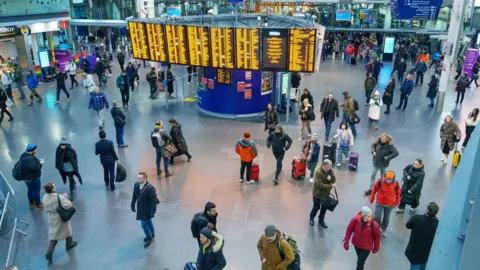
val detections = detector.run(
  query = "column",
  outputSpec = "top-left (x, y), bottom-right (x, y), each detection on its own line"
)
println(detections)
top-left (31, 34), bottom-right (39, 66)
top-left (383, 5), bottom-right (392, 30)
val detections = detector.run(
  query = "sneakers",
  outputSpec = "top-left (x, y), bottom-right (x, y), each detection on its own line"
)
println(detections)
top-left (298, 137), bottom-right (302, 141)
top-left (246, 180), bottom-right (255, 184)
top-left (396, 208), bottom-right (404, 213)
top-left (36, 203), bottom-right (45, 209)
top-left (441, 156), bottom-right (448, 163)
top-left (410, 208), bottom-right (417, 212)
top-left (337, 163), bottom-right (341, 167)
top-left (240, 179), bottom-right (244, 183)
top-left (382, 231), bottom-right (388, 237)
top-left (119, 144), bottom-right (129, 148)
top-left (274, 179), bottom-right (279, 185)
top-left (309, 219), bottom-right (314, 226)
top-left (309, 178), bottom-right (314, 183)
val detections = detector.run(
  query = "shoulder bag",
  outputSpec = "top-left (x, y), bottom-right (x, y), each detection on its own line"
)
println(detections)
top-left (322, 186), bottom-right (339, 212)
top-left (57, 195), bottom-right (76, 222)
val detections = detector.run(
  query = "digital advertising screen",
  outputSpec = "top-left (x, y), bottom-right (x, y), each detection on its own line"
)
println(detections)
top-left (187, 26), bottom-right (211, 67)
top-left (288, 28), bottom-right (317, 73)
top-left (235, 28), bottom-right (261, 70)
top-left (335, 10), bottom-right (352, 21)
top-left (128, 21), bottom-right (150, 60)
top-left (383, 37), bottom-right (395, 54)
top-left (145, 23), bottom-right (167, 62)
top-left (210, 27), bottom-right (235, 69)
top-left (165, 25), bottom-right (189, 65)
top-left (262, 28), bottom-right (289, 71)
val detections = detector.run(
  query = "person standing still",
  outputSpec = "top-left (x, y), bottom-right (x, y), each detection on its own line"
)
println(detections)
top-left (303, 134), bottom-right (321, 182)
top-left (131, 172), bottom-right (159, 248)
top-left (396, 74), bottom-right (414, 111)
top-left (369, 171), bottom-right (401, 237)
top-left (65, 59), bottom-right (79, 89)
top-left (299, 98), bottom-right (314, 140)
top-left (309, 159), bottom-right (336, 228)
top-left (396, 58), bottom-right (407, 83)
top-left (116, 71), bottom-right (130, 108)
top-left (166, 65), bottom-right (175, 99)
top-left (320, 93), bottom-right (339, 141)
top-left (12, 64), bottom-right (26, 99)
top-left (151, 121), bottom-right (173, 177)
top-left (95, 130), bottom-right (118, 191)
top-left (146, 67), bottom-right (158, 99)
top-left (364, 73), bottom-right (376, 105)
top-left (267, 124), bottom-right (293, 185)
top-left (89, 87), bottom-right (109, 130)
top-left (111, 101), bottom-right (128, 148)
top-left (414, 59), bottom-right (427, 86)
top-left (235, 132), bottom-right (257, 184)
top-left (53, 70), bottom-right (70, 104)
top-left (382, 78), bottom-right (395, 114)
top-left (341, 91), bottom-right (358, 138)
top-left (17, 143), bottom-right (44, 209)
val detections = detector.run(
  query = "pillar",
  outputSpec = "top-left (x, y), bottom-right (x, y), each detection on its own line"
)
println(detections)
top-left (107, 28), bottom-right (113, 53)
top-left (383, 6), bottom-right (392, 30)
top-left (31, 34), bottom-right (39, 66)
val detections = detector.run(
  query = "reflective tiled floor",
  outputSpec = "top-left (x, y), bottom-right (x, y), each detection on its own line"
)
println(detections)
top-left (1, 59), bottom-right (476, 270)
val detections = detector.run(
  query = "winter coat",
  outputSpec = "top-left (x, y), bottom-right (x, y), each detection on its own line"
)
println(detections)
top-left (342, 95), bottom-right (356, 116)
top-left (382, 83), bottom-right (395, 105)
top-left (399, 79), bottom-right (414, 96)
top-left (401, 164), bottom-right (425, 205)
top-left (197, 233), bottom-right (226, 270)
top-left (0, 89), bottom-right (7, 109)
top-left (264, 109), bottom-right (279, 131)
top-left (257, 231), bottom-right (295, 270)
top-left (116, 75), bottom-right (129, 92)
top-left (440, 121), bottom-right (461, 151)
top-left (373, 60), bottom-right (383, 74)
top-left (291, 73), bottom-right (301, 88)
top-left (267, 127), bottom-right (292, 156)
top-left (13, 68), bottom-right (24, 84)
top-left (320, 98), bottom-right (339, 123)
top-left (368, 98), bottom-right (382, 120)
top-left (343, 212), bottom-right (381, 252)
top-left (426, 77), bottom-right (439, 98)
top-left (371, 136), bottom-right (399, 168)
top-left (83, 74), bottom-right (96, 93)
top-left (300, 93), bottom-right (314, 107)
top-left (117, 52), bottom-right (126, 63)
top-left (405, 214), bottom-right (439, 265)
top-left (235, 139), bottom-right (257, 162)
top-left (43, 193), bottom-right (73, 241)
top-left (146, 71), bottom-right (157, 84)
top-left (192, 212), bottom-right (218, 238)
top-left (26, 74), bottom-right (38, 89)
top-left (312, 168), bottom-right (336, 199)
top-left (335, 129), bottom-right (354, 147)
top-left (299, 104), bottom-right (314, 121)
top-left (101, 52), bottom-right (110, 66)
top-left (18, 152), bottom-right (42, 180)
top-left (170, 123), bottom-right (188, 153)
top-left (126, 65), bottom-right (137, 78)
top-left (88, 92), bottom-right (109, 111)
top-left (95, 61), bottom-right (104, 75)
top-left (65, 62), bottom-right (77, 76)
top-left (94, 139), bottom-right (118, 165)
top-left (365, 62), bottom-right (374, 75)
top-left (456, 76), bottom-right (469, 92)
top-left (396, 61), bottom-right (407, 73)
top-left (53, 72), bottom-right (67, 88)
top-left (111, 106), bottom-right (126, 128)
top-left (131, 182), bottom-right (158, 221)
top-left (415, 62), bottom-right (428, 73)
top-left (81, 58), bottom-right (91, 71)
top-left (302, 140), bottom-right (321, 163)
top-left (369, 178), bottom-right (401, 207)
top-left (55, 145), bottom-right (80, 183)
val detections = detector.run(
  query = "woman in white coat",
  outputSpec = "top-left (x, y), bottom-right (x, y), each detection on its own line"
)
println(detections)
top-left (43, 183), bottom-right (77, 263)
top-left (368, 90), bottom-right (383, 130)
top-left (82, 72), bottom-right (96, 95)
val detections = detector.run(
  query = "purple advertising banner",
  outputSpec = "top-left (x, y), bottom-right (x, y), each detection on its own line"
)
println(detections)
top-left (463, 48), bottom-right (479, 79)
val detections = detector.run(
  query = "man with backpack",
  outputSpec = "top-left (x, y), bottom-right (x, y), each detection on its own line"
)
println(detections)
top-left (340, 91), bottom-right (358, 138)
top-left (110, 101), bottom-right (128, 148)
top-left (151, 120), bottom-right (172, 177)
top-left (257, 224), bottom-right (298, 270)
top-left (191, 202), bottom-right (218, 247)
top-left (369, 171), bottom-right (401, 237)
top-left (13, 143), bottom-right (44, 209)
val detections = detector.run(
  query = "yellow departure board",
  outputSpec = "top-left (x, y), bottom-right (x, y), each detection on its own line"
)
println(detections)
top-left (165, 25), bottom-right (189, 65)
top-left (289, 28), bottom-right (317, 73)
top-left (187, 26), bottom-right (211, 67)
top-left (262, 28), bottom-right (289, 71)
top-left (217, 69), bottom-right (232, 84)
top-left (128, 21), bottom-right (149, 60)
top-left (235, 28), bottom-right (260, 70)
top-left (145, 23), bottom-right (167, 62)
top-left (210, 27), bottom-right (235, 69)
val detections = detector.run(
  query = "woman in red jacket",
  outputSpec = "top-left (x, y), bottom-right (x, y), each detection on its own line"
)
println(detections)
top-left (343, 207), bottom-right (381, 270)
top-left (369, 171), bottom-right (401, 237)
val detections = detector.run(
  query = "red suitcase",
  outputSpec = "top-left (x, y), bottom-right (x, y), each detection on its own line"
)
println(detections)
top-left (250, 162), bottom-right (260, 181)
top-left (292, 158), bottom-right (307, 180)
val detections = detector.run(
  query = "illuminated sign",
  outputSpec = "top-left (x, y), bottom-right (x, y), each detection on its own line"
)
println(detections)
top-left (210, 27), bottom-right (235, 69)
top-left (262, 28), bottom-right (288, 71)
top-left (217, 69), bottom-right (232, 84)
top-left (128, 21), bottom-right (149, 60)
top-left (187, 26), bottom-right (211, 67)
top-left (288, 28), bottom-right (317, 73)
top-left (165, 25), bottom-right (189, 65)
top-left (0, 26), bottom-right (16, 39)
top-left (146, 23), bottom-right (167, 62)
top-left (235, 28), bottom-right (260, 71)
top-left (383, 37), bottom-right (395, 54)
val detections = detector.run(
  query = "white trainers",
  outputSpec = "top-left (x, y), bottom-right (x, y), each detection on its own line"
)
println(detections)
top-left (396, 208), bottom-right (404, 213)
top-left (239, 179), bottom-right (244, 183)
top-left (410, 208), bottom-right (417, 212)
top-left (247, 180), bottom-right (255, 184)
top-left (337, 163), bottom-right (341, 167)
top-left (309, 178), bottom-right (313, 183)
top-left (298, 137), bottom-right (302, 141)
top-left (382, 231), bottom-right (388, 237)
top-left (441, 156), bottom-right (446, 162)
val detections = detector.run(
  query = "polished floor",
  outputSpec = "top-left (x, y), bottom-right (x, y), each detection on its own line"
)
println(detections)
top-left (0, 58), bottom-right (477, 270)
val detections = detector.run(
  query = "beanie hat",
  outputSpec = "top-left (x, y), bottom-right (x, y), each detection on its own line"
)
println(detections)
top-left (204, 202), bottom-right (216, 212)
top-left (361, 206), bottom-right (373, 216)
top-left (244, 132), bottom-right (251, 139)
top-left (264, 225), bottom-right (277, 237)
top-left (59, 137), bottom-right (68, 145)
top-left (322, 159), bottom-right (332, 167)
top-left (199, 227), bottom-right (213, 240)
top-left (374, 90), bottom-right (380, 96)
top-left (26, 143), bottom-right (37, 152)
top-left (384, 171), bottom-right (395, 181)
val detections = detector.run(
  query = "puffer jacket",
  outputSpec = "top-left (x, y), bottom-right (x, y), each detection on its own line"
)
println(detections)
top-left (257, 230), bottom-right (295, 270)
top-left (312, 168), bottom-right (336, 199)
top-left (267, 126), bottom-right (292, 155)
top-left (19, 152), bottom-right (42, 180)
top-left (440, 121), bottom-right (461, 151)
top-left (401, 164), bottom-right (425, 205)
top-left (196, 233), bottom-right (226, 270)
top-left (369, 178), bottom-right (401, 207)
top-left (343, 212), bottom-right (381, 252)
top-left (371, 136), bottom-right (399, 168)
top-left (235, 139), bottom-right (257, 162)
top-left (26, 74), bottom-right (38, 89)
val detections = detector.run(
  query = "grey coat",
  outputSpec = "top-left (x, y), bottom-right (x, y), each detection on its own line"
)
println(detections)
top-left (43, 193), bottom-right (73, 241)
top-left (440, 122), bottom-right (461, 151)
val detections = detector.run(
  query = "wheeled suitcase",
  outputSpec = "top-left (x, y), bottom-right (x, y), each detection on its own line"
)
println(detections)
top-left (351, 56), bottom-right (356, 65)
top-left (250, 162), bottom-right (260, 181)
top-left (291, 158), bottom-right (306, 180)
top-left (348, 152), bottom-right (359, 171)
top-left (452, 150), bottom-right (462, 168)
top-left (184, 262), bottom-right (198, 270)
top-left (322, 141), bottom-right (337, 163)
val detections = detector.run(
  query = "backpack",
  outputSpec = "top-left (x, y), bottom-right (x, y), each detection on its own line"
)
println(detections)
top-left (277, 234), bottom-right (301, 270)
top-left (12, 158), bottom-right (25, 181)
top-left (190, 212), bottom-right (209, 238)
top-left (353, 98), bottom-right (359, 111)
top-left (376, 179), bottom-right (399, 193)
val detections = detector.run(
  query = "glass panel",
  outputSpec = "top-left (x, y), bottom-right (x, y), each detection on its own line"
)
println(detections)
top-left (0, 0), bottom-right (70, 17)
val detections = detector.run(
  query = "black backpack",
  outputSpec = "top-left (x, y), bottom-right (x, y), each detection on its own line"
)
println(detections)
top-left (115, 163), bottom-right (127, 182)
top-left (12, 158), bottom-right (25, 181)
top-left (353, 98), bottom-right (359, 111)
top-left (190, 212), bottom-right (208, 238)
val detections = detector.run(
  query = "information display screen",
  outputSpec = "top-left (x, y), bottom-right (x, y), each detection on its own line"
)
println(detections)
top-left (262, 28), bottom-right (289, 71)
top-left (336, 10), bottom-right (352, 21)
top-left (165, 25), bottom-right (189, 65)
top-left (187, 26), bottom-right (211, 67)
top-left (235, 28), bottom-right (260, 71)
top-left (210, 27), bottom-right (235, 69)
top-left (383, 37), bottom-right (395, 54)
top-left (288, 28), bottom-right (317, 73)
top-left (217, 69), bottom-right (232, 84)
top-left (128, 21), bottom-right (149, 60)
top-left (391, 0), bottom-right (442, 20)
top-left (145, 23), bottom-right (167, 62)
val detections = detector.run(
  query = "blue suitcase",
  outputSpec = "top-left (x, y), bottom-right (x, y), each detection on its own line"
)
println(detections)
top-left (184, 262), bottom-right (198, 270)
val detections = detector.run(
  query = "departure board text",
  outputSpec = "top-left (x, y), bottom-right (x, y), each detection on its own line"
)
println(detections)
top-left (128, 21), bottom-right (149, 60)
top-left (210, 27), bottom-right (235, 69)
top-left (146, 23), bottom-right (167, 62)
top-left (217, 69), bottom-right (232, 84)
top-left (187, 26), bottom-right (211, 67)
top-left (235, 28), bottom-right (260, 70)
top-left (165, 25), bottom-right (189, 65)
top-left (289, 28), bottom-right (317, 72)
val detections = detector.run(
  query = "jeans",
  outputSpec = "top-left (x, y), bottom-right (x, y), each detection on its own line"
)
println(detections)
top-left (273, 152), bottom-right (285, 180)
top-left (355, 247), bottom-right (371, 270)
top-left (346, 54), bottom-right (351, 64)
top-left (309, 197), bottom-right (327, 221)
top-left (149, 82), bottom-right (158, 98)
top-left (374, 204), bottom-right (393, 231)
top-left (365, 90), bottom-right (373, 103)
top-left (69, 75), bottom-right (79, 88)
top-left (369, 165), bottom-right (386, 188)
top-left (155, 150), bottom-right (169, 174)
top-left (240, 161), bottom-right (252, 181)
top-left (343, 114), bottom-right (357, 137)
top-left (398, 72), bottom-right (405, 83)
top-left (307, 161), bottom-right (317, 178)
top-left (141, 219), bottom-right (155, 238)
top-left (25, 179), bottom-right (42, 205)
top-left (16, 83), bottom-right (25, 98)
top-left (120, 90), bottom-right (130, 106)
top-left (103, 164), bottom-right (115, 191)
top-left (456, 91), bottom-right (465, 103)
top-left (397, 93), bottom-right (409, 110)
top-left (115, 126), bottom-right (125, 146)
top-left (410, 263), bottom-right (427, 270)
top-left (415, 72), bottom-right (424, 86)
top-left (28, 88), bottom-right (42, 102)
top-left (324, 117), bottom-right (332, 138)
top-left (56, 86), bottom-right (70, 101)
top-left (463, 125), bottom-right (475, 147)
top-left (429, 98), bottom-right (435, 105)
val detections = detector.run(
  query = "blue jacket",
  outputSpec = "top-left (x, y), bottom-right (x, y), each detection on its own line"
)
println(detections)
top-left (400, 80), bottom-right (414, 96)
top-left (26, 74), bottom-right (38, 89)
top-left (303, 140), bottom-right (321, 163)
top-left (196, 233), bottom-right (226, 270)
top-left (126, 66), bottom-right (137, 78)
top-left (89, 92), bottom-right (109, 111)
top-left (432, 52), bottom-right (440, 61)
top-left (415, 62), bottom-right (428, 73)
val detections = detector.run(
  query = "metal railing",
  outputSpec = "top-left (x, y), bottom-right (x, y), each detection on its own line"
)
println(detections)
top-left (0, 171), bottom-right (28, 268)
top-left (165, 72), bottom-right (199, 108)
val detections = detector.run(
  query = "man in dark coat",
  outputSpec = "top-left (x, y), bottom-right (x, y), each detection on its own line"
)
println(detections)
top-left (267, 124), bottom-right (293, 185)
top-left (300, 88), bottom-right (314, 108)
top-left (291, 72), bottom-right (301, 102)
top-left (95, 130), bottom-right (118, 191)
top-left (81, 55), bottom-right (91, 74)
top-left (191, 202), bottom-right (218, 247)
top-left (117, 51), bottom-right (126, 71)
top-left (168, 118), bottom-right (192, 164)
top-left (95, 58), bottom-right (105, 86)
top-left (166, 65), bottom-right (175, 99)
top-left (18, 143), bottom-right (44, 208)
top-left (131, 172), bottom-right (159, 248)
top-left (55, 137), bottom-right (82, 201)
top-left (396, 58), bottom-right (407, 83)
top-left (320, 93), bottom-right (339, 141)
top-left (111, 101), bottom-right (128, 148)
top-left (196, 227), bottom-right (226, 270)
top-left (53, 70), bottom-right (70, 104)
top-left (397, 159), bottom-right (425, 212)
top-left (146, 67), bottom-right (158, 99)
top-left (405, 202), bottom-right (439, 269)
top-left (264, 103), bottom-right (278, 133)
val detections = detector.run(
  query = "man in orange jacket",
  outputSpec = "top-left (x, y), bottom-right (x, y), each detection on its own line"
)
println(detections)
top-left (369, 171), bottom-right (401, 237)
top-left (236, 132), bottom-right (257, 184)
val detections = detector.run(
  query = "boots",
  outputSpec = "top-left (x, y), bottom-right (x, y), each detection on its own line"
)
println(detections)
top-left (45, 240), bottom-right (58, 263)
top-left (66, 236), bottom-right (78, 251)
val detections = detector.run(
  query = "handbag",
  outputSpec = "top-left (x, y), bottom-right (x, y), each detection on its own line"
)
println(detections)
top-left (56, 195), bottom-right (76, 222)
top-left (163, 143), bottom-right (177, 157)
top-left (115, 162), bottom-right (127, 182)
top-left (322, 187), bottom-right (339, 212)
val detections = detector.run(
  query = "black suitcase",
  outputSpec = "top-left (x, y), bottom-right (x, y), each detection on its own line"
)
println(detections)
top-left (350, 56), bottom-right (356, 65)
top-left (322, 141), bottom-right (337, 163)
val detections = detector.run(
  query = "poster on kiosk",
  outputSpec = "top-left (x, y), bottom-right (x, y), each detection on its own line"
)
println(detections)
top-left (383, 36), bottom-right (395, 61)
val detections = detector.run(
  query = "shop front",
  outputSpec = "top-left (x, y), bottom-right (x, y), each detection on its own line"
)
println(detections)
top-left (0, 26), bottom-right (19, 66)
